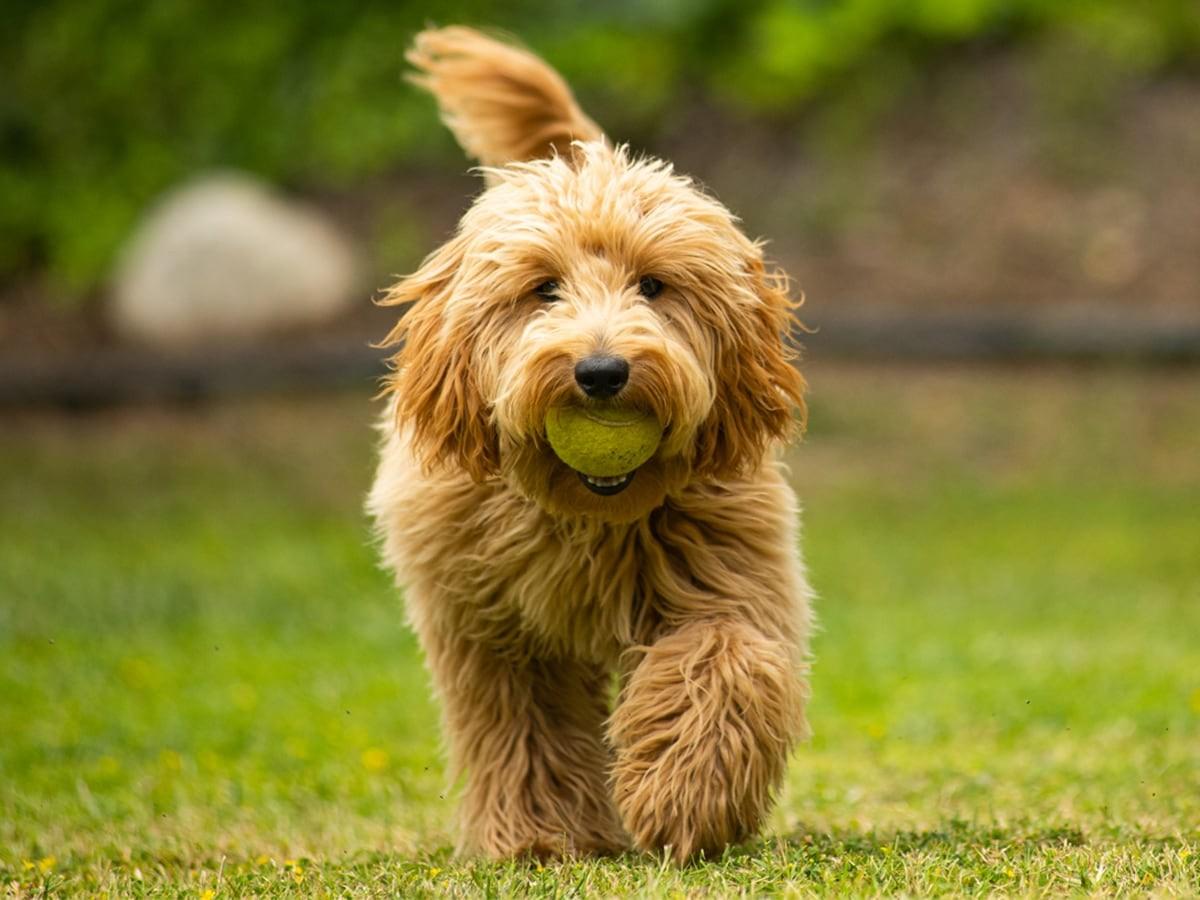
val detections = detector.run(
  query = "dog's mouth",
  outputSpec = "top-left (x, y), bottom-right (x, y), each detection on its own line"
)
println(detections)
top-left (577, 470), bottom-right (636, 496)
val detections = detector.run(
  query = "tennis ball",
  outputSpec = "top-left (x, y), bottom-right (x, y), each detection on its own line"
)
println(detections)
top-left (545, 406), bottom-right (663, 477)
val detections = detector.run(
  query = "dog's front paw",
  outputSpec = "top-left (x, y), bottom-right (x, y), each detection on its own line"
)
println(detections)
top-left (610, 621), bottom-right (805, 863)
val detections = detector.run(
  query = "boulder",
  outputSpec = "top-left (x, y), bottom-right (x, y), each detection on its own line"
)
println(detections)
top-left (111, 173), bottom-right (360, 347)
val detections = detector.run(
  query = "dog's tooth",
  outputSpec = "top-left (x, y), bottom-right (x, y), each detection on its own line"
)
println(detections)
top-left (583, 473), bottom-right (631, 487)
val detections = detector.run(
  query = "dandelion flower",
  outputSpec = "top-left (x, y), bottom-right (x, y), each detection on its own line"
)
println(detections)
top-left (361, 747), bottom-right (389, 772)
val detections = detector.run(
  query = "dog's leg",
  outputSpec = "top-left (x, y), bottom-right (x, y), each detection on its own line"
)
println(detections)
top-left (423, 630), bottom-right (627, 859)
top-left (609, 618), bottom-right (806, 862)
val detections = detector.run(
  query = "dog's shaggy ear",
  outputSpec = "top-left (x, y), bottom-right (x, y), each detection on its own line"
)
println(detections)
top-left (407, 26), bottom-right (603, 168)
top-left (378, 238), bottom-right (500, 481)
top-left (691, 257), bottom-right (807, 478)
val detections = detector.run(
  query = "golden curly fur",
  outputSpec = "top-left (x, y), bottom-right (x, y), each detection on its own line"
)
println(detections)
top-left (368, 26), bottom-right (813, 863)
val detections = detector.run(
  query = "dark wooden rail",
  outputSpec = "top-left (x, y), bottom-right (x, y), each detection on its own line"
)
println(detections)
top-left (2, 306), bottom-right (1197, 409)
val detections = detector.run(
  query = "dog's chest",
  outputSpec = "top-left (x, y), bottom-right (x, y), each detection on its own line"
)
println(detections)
top-left (477, 517), bottom-right (656, 664)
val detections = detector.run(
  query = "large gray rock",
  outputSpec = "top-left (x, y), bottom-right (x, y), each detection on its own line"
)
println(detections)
top-left (111, 173), bottom-right (360, 347)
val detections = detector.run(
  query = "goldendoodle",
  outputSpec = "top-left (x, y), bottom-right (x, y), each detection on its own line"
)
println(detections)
top-left (369, 26), bottom-right (813, 863)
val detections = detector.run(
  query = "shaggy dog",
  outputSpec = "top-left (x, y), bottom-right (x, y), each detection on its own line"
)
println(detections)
top-left (369, 27), bottom-right (813, 863)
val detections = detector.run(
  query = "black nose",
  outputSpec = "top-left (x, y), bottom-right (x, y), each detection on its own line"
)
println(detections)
top-left (574, 355), bottom-right (629, 399)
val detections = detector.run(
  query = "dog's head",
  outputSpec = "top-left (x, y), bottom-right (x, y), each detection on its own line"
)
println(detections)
top-left (380, 30), bottom-right (805, 523)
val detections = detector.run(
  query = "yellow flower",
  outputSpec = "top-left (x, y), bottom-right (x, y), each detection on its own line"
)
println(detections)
top-left (254, 854), bottom-right (269, 866)
top-left (428, 867), bottom-right (442, 878)
top-left (292, 869), bottom-right (305, 884)
top-left (118, 657), bottom-right (155, 688)
top-left (38, 856), bottom-right (56, 874)
top-left (361, 747), bottom-right (389, 772)
top-left (159, 749), bottom-right (183, 772)
top-left (231, 683), bottom-right (258, 711)
top-left (284, 736), bottom-right (308, 760)
top-left (21, 860), bottom-right (34, 871)
top-left (197, 750), bottom-right (221, 771)
top-left (200, 890), bottom-right (216, 900)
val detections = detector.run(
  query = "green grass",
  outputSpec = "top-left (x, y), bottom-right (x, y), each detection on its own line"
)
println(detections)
top-left (2, 363), bottom-right (1199, 896)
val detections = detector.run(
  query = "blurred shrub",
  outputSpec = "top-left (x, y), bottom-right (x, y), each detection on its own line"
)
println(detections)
top-left (3, 0), bottom-right (1198, 298)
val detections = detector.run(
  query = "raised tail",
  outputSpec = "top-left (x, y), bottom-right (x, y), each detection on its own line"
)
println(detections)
top-left (406, 26), bottom-right (604, 167)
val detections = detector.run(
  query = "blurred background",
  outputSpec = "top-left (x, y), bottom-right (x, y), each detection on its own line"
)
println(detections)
top-left (2, 1), bottom-right (1199, 892)
top-left (3, 0), bottom-right (1200, 381)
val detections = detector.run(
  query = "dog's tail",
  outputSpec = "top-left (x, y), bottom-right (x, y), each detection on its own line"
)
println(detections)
top-left (406, 26), bottom-right (604, 167)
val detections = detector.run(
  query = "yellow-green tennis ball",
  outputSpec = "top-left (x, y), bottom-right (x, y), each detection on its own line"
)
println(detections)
top-left (545, 407), bottom-right (663, 477)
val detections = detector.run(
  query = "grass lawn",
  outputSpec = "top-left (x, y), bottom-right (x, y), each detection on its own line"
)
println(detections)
top-left (2, 362), bottom-right (1198, 896)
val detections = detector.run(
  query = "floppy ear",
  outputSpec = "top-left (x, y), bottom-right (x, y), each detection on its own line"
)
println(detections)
top-left (378, 237), bottom-right (500, 481)
top-left (691, 257), bottom-right (807, 478)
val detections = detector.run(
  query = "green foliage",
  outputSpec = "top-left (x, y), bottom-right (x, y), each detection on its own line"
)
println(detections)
top-left (3, 0), bottom-right (1200, 296)
top-left (2, 369), bottom-right (1199, 893)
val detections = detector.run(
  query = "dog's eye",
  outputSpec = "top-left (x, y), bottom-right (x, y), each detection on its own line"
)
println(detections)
top-left (534, 280), bottom-right (560, 301)
top-left (638, 276), bottom-right (664, 299)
